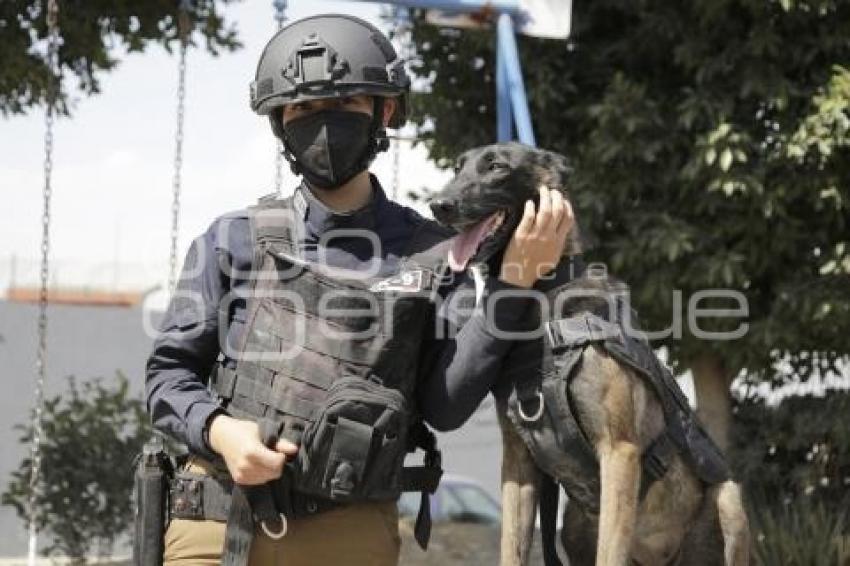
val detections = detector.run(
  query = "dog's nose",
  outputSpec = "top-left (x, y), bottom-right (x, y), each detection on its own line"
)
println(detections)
top-left (429, 199), bottom-right (457, 219)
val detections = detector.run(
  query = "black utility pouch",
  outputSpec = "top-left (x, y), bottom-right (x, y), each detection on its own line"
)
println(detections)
top-left (295, 375), bottom-right (409, 502)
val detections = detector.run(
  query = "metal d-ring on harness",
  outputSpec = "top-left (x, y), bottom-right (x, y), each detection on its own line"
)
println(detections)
top-left (517, 390), bottom-right (545, 422)
top-left (27, 1), bottom-right (61, 563)
top-left (260, 513), bottom-right (287, 539)
top-left (517, 313), bottom-right (624, 424)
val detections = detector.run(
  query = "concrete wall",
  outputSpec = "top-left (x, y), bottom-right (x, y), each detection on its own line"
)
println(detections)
top-left (0, 300), bottom-right (502, 556)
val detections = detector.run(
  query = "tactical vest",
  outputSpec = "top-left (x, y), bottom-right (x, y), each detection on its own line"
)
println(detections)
top-left (207, 193), bottom-right (453, 557)
top-left (501, 275), bottom-right (731, 514)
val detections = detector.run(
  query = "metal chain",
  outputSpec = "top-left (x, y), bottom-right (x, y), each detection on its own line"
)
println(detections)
top-left (273, 0), bottom-right (287, 197)
top-left (390, 7), bottom-right (411, 202)
top-left (392, 136), bottom-right (401, 201)
top-left (28, 1), bottom-right (60, 563)
top-left (168, 6), bottom-right (191, 295)
top-left (274, 141), bottom-right (285, 197)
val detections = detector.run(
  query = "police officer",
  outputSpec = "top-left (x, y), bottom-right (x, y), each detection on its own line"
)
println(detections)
top-left (145, 13), bottom-right (572, 566)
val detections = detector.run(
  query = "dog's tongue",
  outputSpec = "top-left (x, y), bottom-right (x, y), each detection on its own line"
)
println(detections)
top-left (448, 212), bottom-right (502, 272)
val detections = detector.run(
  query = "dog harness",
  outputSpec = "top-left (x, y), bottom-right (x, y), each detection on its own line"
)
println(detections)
top-left (500, 276), bottom-right (731, 564)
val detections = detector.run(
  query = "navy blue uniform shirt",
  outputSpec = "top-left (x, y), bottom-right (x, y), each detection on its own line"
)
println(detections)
top-left (145, 176), bottom-right (535, 459)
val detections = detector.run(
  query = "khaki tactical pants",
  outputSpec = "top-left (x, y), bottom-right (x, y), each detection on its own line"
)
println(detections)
top-left (164, 458), bottom-right (401, 566)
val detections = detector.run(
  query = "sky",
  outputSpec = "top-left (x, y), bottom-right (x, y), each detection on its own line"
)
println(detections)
top-left (0, 0), bottom-right (454, 295)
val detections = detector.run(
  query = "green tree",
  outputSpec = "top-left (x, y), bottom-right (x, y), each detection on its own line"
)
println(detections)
top-left (2, 374), bottom-right (151, 563)
top-left (0, 0), bottom-right (241, 116)
top-left (407, 1), bottom-right (850, 449)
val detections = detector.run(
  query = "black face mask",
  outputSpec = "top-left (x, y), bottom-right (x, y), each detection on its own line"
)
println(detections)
top-left (282, 109), bottom-right (374, 190)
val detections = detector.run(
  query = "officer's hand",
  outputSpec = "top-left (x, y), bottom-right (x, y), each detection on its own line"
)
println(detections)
top-left (208, 415), bottom-right (299, 485)
top-left (499, 186), bottom-right (574, 289)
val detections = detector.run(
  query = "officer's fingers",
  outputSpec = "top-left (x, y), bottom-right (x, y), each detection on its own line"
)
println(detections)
top-left (534, 185), bottom-right (554, 234)
top-left (275, 439), bottom-right (299, 456)
top-left (249, 445), bottom-right (287, 474)
top-left (556, 199), bottom-right (575, 237)
top-left (232, 458), bottom-right (269, 485)
top-left (515, 200), bottom-right (536, 238)
top-left (550, 190), bottom-right (566, 229)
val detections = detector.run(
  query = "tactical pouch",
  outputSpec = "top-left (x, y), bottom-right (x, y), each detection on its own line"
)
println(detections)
top-left (294, 375), bottom-right (409, 502)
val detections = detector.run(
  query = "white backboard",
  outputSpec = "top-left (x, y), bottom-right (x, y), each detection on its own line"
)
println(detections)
top-left (424, 0), bottom-right (572, 40)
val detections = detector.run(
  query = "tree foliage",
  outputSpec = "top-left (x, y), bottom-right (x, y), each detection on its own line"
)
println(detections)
top-left (407, 1), bottom-right (850, 385)
top-left (0, 0), bottom-right (241, 116)
top-left (2, 374), bottom-right (151, 562)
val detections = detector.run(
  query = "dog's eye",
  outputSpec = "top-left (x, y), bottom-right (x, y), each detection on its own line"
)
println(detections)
top-left (488, 162), bottom-right (508, 173)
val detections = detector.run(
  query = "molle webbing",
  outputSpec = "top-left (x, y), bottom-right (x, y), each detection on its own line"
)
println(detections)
top-left (211, 192), bottom-right (452, 562)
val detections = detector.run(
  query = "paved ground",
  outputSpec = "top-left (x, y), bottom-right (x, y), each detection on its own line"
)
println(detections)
top-left (399, 520), bottom-right (545, 565)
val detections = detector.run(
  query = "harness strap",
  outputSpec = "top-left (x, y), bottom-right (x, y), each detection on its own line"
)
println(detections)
top-left (639, 431), bottom-right (678, 500)
top-left (402, 421), bottom-right (442, 549)
top-left (221, 485), bottom-right (254, 566)
top-left (220, 419), bottom-right (288, 566)
top-left (539, 472), bottom-right (562, 566)
top-left (399, 465), bottom-right (442, 494)
top-left (545, 313), bottom-right (623, 350)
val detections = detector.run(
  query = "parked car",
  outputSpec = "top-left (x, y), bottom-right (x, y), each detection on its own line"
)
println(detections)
top-left (397, 474), bottom-right (501, 525)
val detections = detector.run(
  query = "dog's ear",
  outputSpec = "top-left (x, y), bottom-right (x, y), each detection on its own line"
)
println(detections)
top-left (537, 150), bottom-right (574, 191)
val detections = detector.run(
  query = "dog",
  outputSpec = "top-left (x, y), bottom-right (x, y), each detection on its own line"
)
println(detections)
top-left (428, 142), bottom-right (750, 566)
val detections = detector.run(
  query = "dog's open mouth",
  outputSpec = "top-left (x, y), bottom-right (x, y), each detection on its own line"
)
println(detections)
top-left (447, 210), bottom-right (506, 272)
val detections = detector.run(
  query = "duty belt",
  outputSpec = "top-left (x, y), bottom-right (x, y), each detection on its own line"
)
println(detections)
top-left (169, 471), bottom-right (340, 523)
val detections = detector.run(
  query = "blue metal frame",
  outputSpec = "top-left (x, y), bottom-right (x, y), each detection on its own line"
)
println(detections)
top-left (496, 13), bottom-right (535, 146)
top-left (344, 0), bottom-right (538, 147)
top-left (351, 0), bottom-right (522, 14)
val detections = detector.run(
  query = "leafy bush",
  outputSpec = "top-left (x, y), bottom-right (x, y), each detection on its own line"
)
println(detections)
top-left (749, 492), bottom-right (850, 566)
top-left (2, 373), bottom-right (151, 562)
top-left (730, 389), bottom-right (850, 511)
top-left (731, 389), bottom-right (850, 565)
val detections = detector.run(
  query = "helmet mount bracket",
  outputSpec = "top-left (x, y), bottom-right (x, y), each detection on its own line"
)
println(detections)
top-left (283, 34), bottom-right (351, 89)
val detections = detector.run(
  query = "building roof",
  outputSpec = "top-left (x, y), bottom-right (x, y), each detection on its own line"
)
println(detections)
top-left (5, 287), bottom-right (148, 307)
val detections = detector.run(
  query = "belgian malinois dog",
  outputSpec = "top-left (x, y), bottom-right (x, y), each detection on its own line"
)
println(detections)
top-left (429, 142), bottom-right (750, 566)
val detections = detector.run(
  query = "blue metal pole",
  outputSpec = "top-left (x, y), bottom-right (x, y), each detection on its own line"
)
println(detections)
top-left (496, 39), bottom-right (513, 142)
top-left (497, 13), bottom-right (536, 146)
top-left (346, 0), bottom-right (522, 15)
top-left (273, 0), bottom-right (287, 25)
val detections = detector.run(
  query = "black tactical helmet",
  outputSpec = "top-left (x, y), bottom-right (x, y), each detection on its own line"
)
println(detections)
top-left (250, 13), bottom-right (410, 135)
